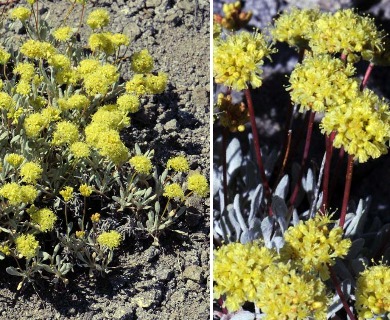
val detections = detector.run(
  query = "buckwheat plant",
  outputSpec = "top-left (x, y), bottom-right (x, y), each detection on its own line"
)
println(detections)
top-left (0, 2), bottom-right (208, 290)
top-left (214, 4), bottom-right (390, 320)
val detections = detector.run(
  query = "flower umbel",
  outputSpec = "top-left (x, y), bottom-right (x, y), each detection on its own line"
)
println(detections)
top-left (213, 31), bottom-right (276, 91)
top-left (15, 234), bottom-right (39, 259)
top-left (97, 230), bottom-right (122, 249)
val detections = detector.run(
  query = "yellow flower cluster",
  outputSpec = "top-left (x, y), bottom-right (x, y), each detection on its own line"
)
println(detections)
top-left (20, 162), bottom-right (43, 184)
top-left (69, 141), bottom-right (90, 159)
top-left (166, 156), bottom-right (189, 172)
top-left (0, 92), bottom-right (15, 110)
top-left (79, 184), bottom-right (93, 197)
top-left (91, 212), bottom-right (100, 223)
top-left (271, 8), bottom-right (320, 48)
top-left (355, 263), bottom-right (390, 319)
top-left (256, 262), bottom-right (328, 320)
top-left (15, 234), bottom-right (39, 259)
top-left (58, 94), bottom-right (89, 111)
top-left (91, 105), bottom-right (130, 131)
top-left (29, 207), bottom-right (57, 232)
top-left (87, 9), bottom-right (110, 30)
top-left (214, 31), bottom-right (276, 91)
top-left (219, 1), bottom-right (252, 30)
top-left (20, 40), bottom-right (56, 60)
top-left (214, 241), bottom-right (277, 311)
top-left (48, 54), bottom-right (71, 70)
top-left (116, 94), bottom-right (140, 113)
top-left (97, 230), bottom-right (122, 249)
top-left (187, 173), bottom-right (209, 197)
top-left (308, 9), bottom-right (386, 61)
top-left (131, 49), bottom-right (154, 74)
top-left (129, 155), bottom-right (153, 175)
top-left (5, 153), bottom-right (24, 167)
top-left (0, 183), bottom-right (38, 205)
top-left (125, 73), bottom-right (168, 96)
top-left (82, 63), bottom-right (119, 96)
top-left (10, 7), bottom-right (31, 22)
top-left (288, 54), bottom-right (358, 112)
top-left (60, 186), bottom-right (73, 202)
top-left (320, 89), bottom-right (390, 163)
top-left (53, 26), bottom-right (73, 42)
top-left (0, 47), bottom-right (10, 65)
top-left (0, 245), bottom-right (10, 256)
top-left (163, 183), bottom-right (184, 200)
top-left (281, 215), bottom-right (351, 280)
top-left (216, 93), bottom-right (249, 132)
top-left (88, 32), bottom-right (129, 55)
top-left (51, 121), bottom-right (79, 146)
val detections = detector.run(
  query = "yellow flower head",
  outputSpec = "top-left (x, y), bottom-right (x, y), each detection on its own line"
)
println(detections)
top-left (0, 47), bottom-right (10, 64)
top-left (10, 7), bottom-right (31, 21)
top-left (29, 207), bottom-right (57, 232)
top-left (288, 54), bottom-right (358, 113)
top-left (76, 230), bottom-right (85, 238)
top-left (48, 54), bottom-right (71, 70)
top-left (83, 64), bottom-right (119, 96)
top-left (271, 8), bottom-right (320, 48)
top-left (256, 262), bottom-right (329, 319)
top-left (79, 184), bottom-right (93, 197)
top-left (15, 234), bottom-right (39, 259)
top-left (53, 26), bottom-right (73, 42)
top-left (24, 113), bottom-right (45, 138)
top-left (91, 212), bottom-right (100, 223)
top-left (5, 153), bottom-right (24, 167)
top-left (117, 94), bottom-right (140, 113)
top-left (60, 186), bottom-right (74, 202)
top-left (187, 173), bottom-right (209, 197)
top-left (320, 89), bottom-right (390, 163)
top-left (88, 32), bottom-right (115, 54)
top-left (58, 94), bottom-right (89, 111)
top-left (52, 121), bottom-right (79, 146)
top-left (87, 9), bottom-right (110, 30)
top-left (163, 183), bottom-right (185, 200)
top-left (166, 156), bottom-right (189, 172)
top-left (214, 31), bottom-right (276, 91)
top-left (214, 241), bottom-right (277, 311)
top-left (16, 80), bottom-right (31, 96)
top-left (20, 40), bottom-right (56, 60)
top-left (0, 245), bottom-right (10, 256)
top-left (281, 214), bottom-right (351, 280)
top-left (14, 62), bottom-right (35, 80)
top-left (20, 162), bottom-right (43, 184)
top-left (355, 263), bottom-right (390, 319)
top-left (110, 33), bottom-right (130, 46)
top-left (70, 142), bottom-right (90, 158)
top-left (0, 92), bottom-right (15, 110)
top-left (95, 130), bottom-right (129, 165)
top-left (129, 155), bottom-right (153, 175)
top-left (97, 230), bottom-right (122, 249)
top-left (77, 59), bottom-right (101, 76)
top-left (91, 105), bottom-right (130, 131)
top-left (131, 49), bottom-right (154, 73)
top-left (219, 1), bottom-right (252, 30)
top-left (309, 9), bottom-right (386, 61)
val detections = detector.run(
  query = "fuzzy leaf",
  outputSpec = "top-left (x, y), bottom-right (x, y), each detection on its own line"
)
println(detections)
top-left (274, 175), bottom-right (289, 200)
top-left (220, 204), bottom-right (241, 243)
top-left (226, 138), bottom-right (243, 178)
top-left (6, 266), bottom-right (23, 277)
top-left (261, 216), bottom-right (274, 247)
top-left (248, 184), bottom-right (263, 223)
top-left (271, 195), bottom-right (288, 232)
top-left (233, 194), bottom-right (248, 232)
top-left (231, 311), bottom-right (255, 320)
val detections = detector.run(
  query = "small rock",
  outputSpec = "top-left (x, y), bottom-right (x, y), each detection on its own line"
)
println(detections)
top-left (156, 268), bottom-right (173, 281)
top-left (164, 119), bottom-right (178, 132)
top-left (177, 0), bottom-right (195, 13)
top-left (146, 0), bottom-right (162, 8)
top-left (182, 265), bottom-right (203, 282)
top-left (112, 305), bottom-right (134, 319)
top-left (132, 289), bottom-right (162, 309)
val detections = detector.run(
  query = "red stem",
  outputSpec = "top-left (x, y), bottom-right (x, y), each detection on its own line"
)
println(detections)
top-left (339, 154), bottom-right (354, 228)
top-left (244, 89), bottom-right (271, 200)
top-left (329, 265), bottom-right (357, 320)
top-left (222, 127), bottom-right (228, 207)
top-left (288, 111), bottom-right (315, 207)
top-left (329, 147), bottom-right (345, 204)
top-left (360, 62), bottom-right (374, 91)
top-left (321, 131), bottom-right (336, 213)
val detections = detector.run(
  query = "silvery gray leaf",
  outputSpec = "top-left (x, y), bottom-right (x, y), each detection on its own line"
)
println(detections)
top-left (274, 175), bottom-right (289, 200)
top-left (261, 216), bottom-right (274, 248)
top-left (249, 217), bottom-right (262, 230)
top-left (240, 228), bottom-right (262, 244)
top-left (345, 238), bottom-right (365, 259)
top-left (302, 168), bottom-right (314, 193)
top-left (292, 209), bottom-right (300, 226)
top-left (248, 184), bottom-right (263, 222)
top-left (270, 236), bottom-right (285, 250)
top-left (264, 149), bottom-right (279, 178)
top-left (327, 279), bottom-right (352, 318)
top-left (220, 204), bottom-right (242, 243)
top-left (213, 167), bottom-right (222, 196)
top-left (233, 194), bottom-right (248, 232)
top-left (6, 266), bottom-right (23, 277)
top-left (226, 138), bottom-right (243, 178)
top-left (334, 259), bottom-right (353, 282)
top-left (271, 195), bottom-right (288, 233)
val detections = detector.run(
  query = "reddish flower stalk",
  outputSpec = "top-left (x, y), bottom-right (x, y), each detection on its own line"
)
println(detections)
top-left (321, 131), bottom-right (336, 213)
top-left (329, 147), bottom-right (345, 204)
top-left (360, 62), bottom-right (374, 91)
top-left (244, 89), bottom-right (271, 200)
top-left (288, 111), bottom-right (315, 207)
top-left (339, 154), bottom-right (354, 228)
top-left (222, 127), bottom-right (228, 207)
top-left (329, 265), bottom-right (357, 320)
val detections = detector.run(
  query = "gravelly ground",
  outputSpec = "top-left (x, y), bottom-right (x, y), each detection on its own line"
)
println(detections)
top-left (0, 0), bottom-right (210, 319)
